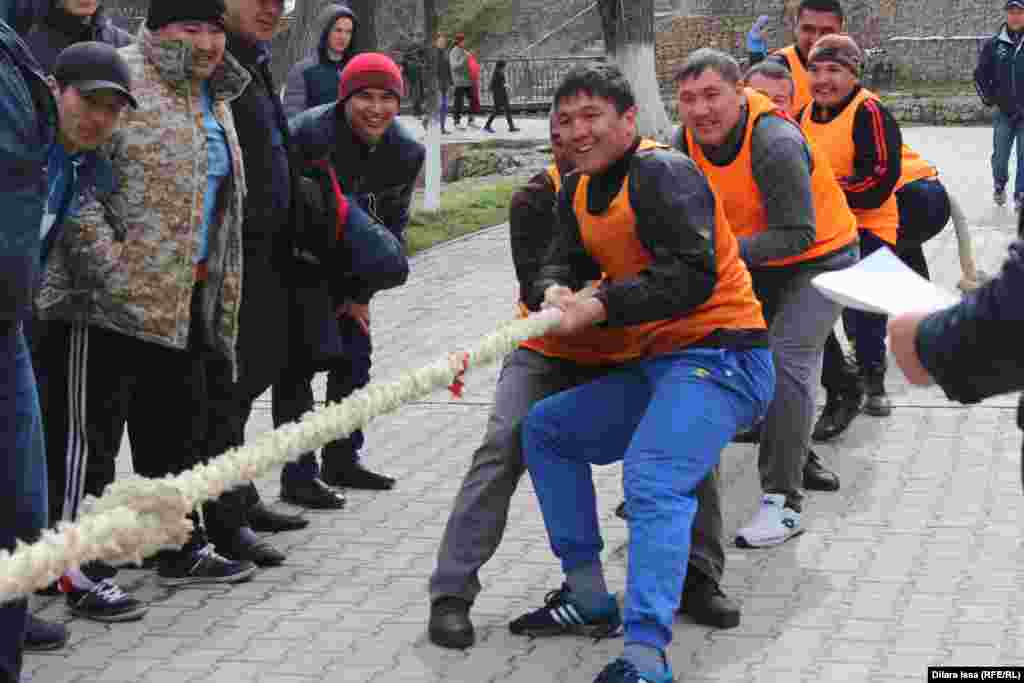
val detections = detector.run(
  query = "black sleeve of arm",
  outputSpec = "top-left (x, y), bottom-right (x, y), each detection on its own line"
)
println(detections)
top-left (842, 99), bottom-right (902, 210)
top-left (509, 171), bottom-right (558, 304)
top-left (594, 152), bottom-right (718, 326)
top-left (743, 116), bottom-right (816, 266)
top-left (528, 176), bottom-right (599, 310)
top-left (974, 40), bottom-right (995, 106)
top-left (915, 240), bottom-right (1024, 404)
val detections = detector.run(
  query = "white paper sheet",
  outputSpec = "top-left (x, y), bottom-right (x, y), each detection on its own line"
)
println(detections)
top-left (812, 247), bottom-right (961, 316)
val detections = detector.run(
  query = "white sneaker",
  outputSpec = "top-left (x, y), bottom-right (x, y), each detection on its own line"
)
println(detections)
top-left (735, 494), bottom-right (803, 548)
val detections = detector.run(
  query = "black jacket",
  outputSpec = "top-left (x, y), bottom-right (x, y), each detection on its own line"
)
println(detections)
top-left (24, 4), bottom-right (132, 74)
top-left (975, 25), bottom-right (1024, 117)
top-left (224, 34), bottom-right (299, 394)
top-left (916, 236), bottom-right (1024, 405)
top-left (288, 102), bottom-right (423, 365)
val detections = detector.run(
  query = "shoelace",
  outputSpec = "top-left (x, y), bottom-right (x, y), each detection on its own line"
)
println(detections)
top-left (93, 580), bottom-right (128, 603)
top-left (196, 543), bottom-right (229, 563)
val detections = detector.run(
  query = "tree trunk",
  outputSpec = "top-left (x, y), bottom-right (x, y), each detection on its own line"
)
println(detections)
top-left (348, 0), bottom-right (377, 52)
top-left (597, 0), bottom-right (672, 142)
top-left (422, 0), bottom-right (443, 212)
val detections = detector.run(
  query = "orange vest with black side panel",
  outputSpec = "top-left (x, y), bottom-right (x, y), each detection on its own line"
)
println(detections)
top-left (685, 89), bottom-right (858, 267)
top-left (777, 45), bottom-right (813, 115)
top-left (799, 88), bottom-right (900, 245)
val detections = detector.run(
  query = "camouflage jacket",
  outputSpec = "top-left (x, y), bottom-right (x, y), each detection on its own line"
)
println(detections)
top-left (36, 28), bottom-right (251, 372)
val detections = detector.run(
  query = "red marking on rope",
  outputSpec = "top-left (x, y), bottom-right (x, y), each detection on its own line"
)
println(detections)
top-left (448, 352), bottom-right (470, 399)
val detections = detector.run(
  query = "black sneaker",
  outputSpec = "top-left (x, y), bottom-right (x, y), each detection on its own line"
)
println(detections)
top-left (24, 615), bottom-right (69, 651)
top-left (811, 390), bottom-right (862, 442)
top-left (157, 544), bottom-right (257, 587)
top-left (509, 584), bottom-right (622, 638)
top-left (66, 580), bottom-right (148, 622)
top-left (678, 567), bottom-right (740, 629)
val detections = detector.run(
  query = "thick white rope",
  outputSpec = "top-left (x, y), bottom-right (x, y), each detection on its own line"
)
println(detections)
top-left (0, 308), bottom-right (562, 603)
top-left (950, 193), bottom-right (989, 292)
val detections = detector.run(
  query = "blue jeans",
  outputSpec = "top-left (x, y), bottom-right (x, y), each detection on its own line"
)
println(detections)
top-left (522, 347), bottom-right (775, 652)
top-left (0, 325), bottom-right (48, 682)
top-left (992, 110), bottom-right (1024, 196)
top-left (842, 229), bottom-right (890, 371)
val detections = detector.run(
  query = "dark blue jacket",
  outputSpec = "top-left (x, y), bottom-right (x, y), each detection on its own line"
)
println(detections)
top-left (282, 3), bottom-right (359, 119)
top-left (24, 4), bottom-right (132, 75)
top-left (0, 19), bottom-right (55, 325)
top-left (916, 237), bottom-right (1024, 405)
top-left (0, 0), bottom-right (45, 35)
top-left (975, 25), bottom-right (1024, 117)
top-left (288, 102), bottom-right (423, 364)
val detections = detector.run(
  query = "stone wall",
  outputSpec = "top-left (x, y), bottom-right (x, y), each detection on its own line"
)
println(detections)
top-left (887, 36), bottom-right (986, 84)
top-left (655, 15), bottom-right (756, 84)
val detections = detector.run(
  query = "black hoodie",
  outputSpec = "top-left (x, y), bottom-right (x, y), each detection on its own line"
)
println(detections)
top-left (24, 1), bottom-right (131, 74)
top-left (283, 3), bottom-right (358, 119)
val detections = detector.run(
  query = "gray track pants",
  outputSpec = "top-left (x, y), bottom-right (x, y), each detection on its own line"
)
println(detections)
top-left (754, 248), bottom-right (858, 509)
top-left (429, 348), bottom-right (724, 603)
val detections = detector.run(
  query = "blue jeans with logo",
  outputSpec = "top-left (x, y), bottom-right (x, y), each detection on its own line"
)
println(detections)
top-left (522, 347), bottom-right (775, 652)
top-left (992, 110), bottom-right (1024, 196)
top-left (0, 325), bottom-right (48, 682)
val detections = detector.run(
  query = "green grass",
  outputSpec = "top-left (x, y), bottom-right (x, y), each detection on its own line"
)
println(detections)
top-left (406, 179), bottom-right (520, 255)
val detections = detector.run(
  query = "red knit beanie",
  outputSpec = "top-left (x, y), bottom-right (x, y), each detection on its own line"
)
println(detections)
top-left (338, 53), bottom-right (404, 103)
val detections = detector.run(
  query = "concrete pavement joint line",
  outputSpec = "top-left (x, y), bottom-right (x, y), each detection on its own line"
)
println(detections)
top-left (0, 308), bottom-right (563, 602)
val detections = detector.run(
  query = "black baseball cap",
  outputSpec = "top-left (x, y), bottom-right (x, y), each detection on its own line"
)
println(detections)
top-left (1008, 0), bottom-right (1024, 9)
top-left (54, 42), bottom-right (137, 109)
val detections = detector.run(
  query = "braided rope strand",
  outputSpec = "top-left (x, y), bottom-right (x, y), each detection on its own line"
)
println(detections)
top-left (0, 308), bottom-right (562, 603)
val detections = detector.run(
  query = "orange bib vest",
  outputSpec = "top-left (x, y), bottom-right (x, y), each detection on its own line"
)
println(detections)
top-left (896, 143), bottom-right (938, 191)
top-left (519, 165), bottom-right (639, 365)
top-left (684, 89), bottom-right (857, 267)
top-left (799, 88), bottom-right (900, 245)
top-left (777, 45), bottom-right (813, 115)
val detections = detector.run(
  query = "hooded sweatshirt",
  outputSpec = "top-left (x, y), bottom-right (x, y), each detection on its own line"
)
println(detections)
top-left (24, 1), bottom-right (132, 74)
top-left (283, 3), bottom-right (358, 119)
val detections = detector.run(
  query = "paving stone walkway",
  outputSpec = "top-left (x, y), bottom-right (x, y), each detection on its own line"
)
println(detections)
top-left (23, 127), bottom-right (1024, 683)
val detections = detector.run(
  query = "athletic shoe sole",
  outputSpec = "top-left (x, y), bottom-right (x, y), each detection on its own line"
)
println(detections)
top-left (735, 527), bottom-right (805, 549)
top-left (157, 564), bottom-right (257, 587)
top-left (69, 603), bottom-right (148, 623)
top-left (513, 621), bottom-right (622, 639)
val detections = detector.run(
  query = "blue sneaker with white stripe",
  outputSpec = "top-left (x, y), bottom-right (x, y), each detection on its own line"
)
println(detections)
top-left (594, 658), bottom-right (674, 683)
top-left (509, 584), bottom-right (622, 638)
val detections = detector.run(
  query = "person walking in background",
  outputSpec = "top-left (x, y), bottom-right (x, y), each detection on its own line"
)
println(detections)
top-left (283, 3), bottom-right (358, 119)
top-left (747, 15), bottom-right (770, 66)
top-left (429, 31), bottom-right (452, 133)
top-left (484, 59), bottom-right (518, 133)
top-left (449, 32), bottom-right (475, 129)
top-left (24, 0), bottom-right (132, 75)
top-left (468, 47), bottom-right (481, 122)
top-left (975, 0), bottom-right (1024, 210)
top-left (400, 45), bottom-right (424, 118)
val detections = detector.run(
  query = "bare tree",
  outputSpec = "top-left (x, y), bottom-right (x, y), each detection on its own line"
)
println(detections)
top-left (597, 0), bottom-right (672, 141)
